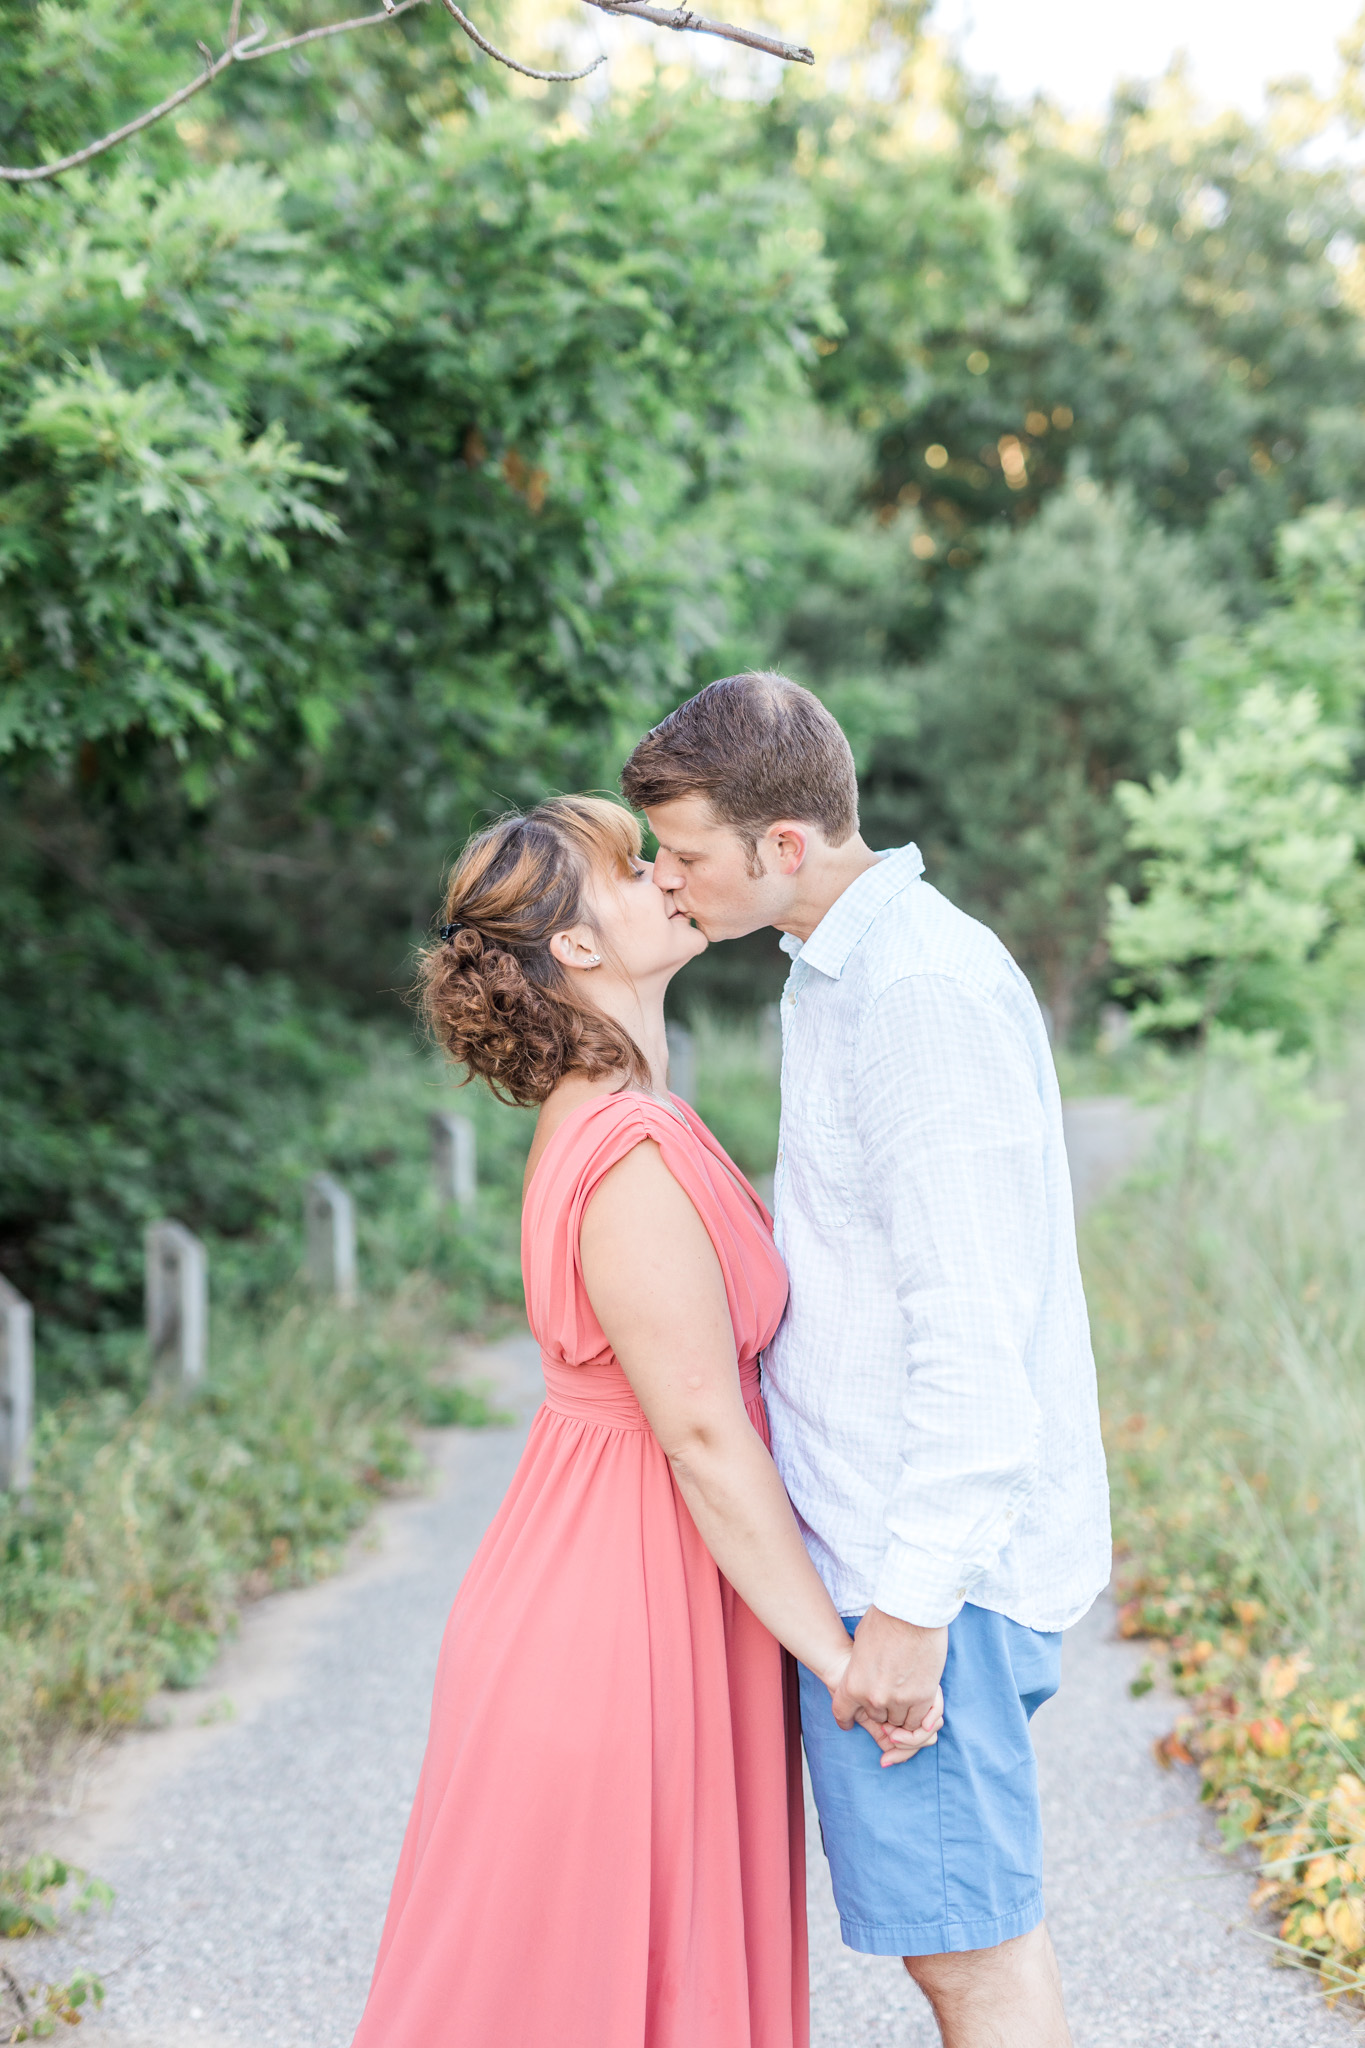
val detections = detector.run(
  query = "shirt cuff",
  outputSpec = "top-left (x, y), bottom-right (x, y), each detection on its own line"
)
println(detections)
top-left (871, 1541), bottom-right (973, 1629)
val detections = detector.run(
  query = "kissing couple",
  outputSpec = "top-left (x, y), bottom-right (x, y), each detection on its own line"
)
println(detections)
top-left (351, 672), bottom-right (1111, 2048)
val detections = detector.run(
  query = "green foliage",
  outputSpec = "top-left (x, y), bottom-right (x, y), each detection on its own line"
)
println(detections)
top-left (0, 85), bottom-right (824, 1360)
top-left (690, 1009), bottom-right (781, 1177)
top-left (806, 93), bottom-right (1365, 595)
top-left (0, 0), bottom-right (484, 175)
top-left (0, 160), bottom-right (365, 772)
top-left (905, 486), bottom-right (1222, 1035)
top-left (0, 1857), bottom-right (111, 1939)
top-left (0, 955), bottom-right (529, 1389)
top-left (3, 1964), bottom-right (106, 2041)
top-left (275, 100), bottom-right (834, 865)
top-left (0, 876), bottom-right (362, 1352)
top-left (1110, 686), bottom-right (1361, 1047)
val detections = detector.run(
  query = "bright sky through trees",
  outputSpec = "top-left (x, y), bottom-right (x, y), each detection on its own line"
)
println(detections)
top-left (933, 0), bottom-right (1360, 117)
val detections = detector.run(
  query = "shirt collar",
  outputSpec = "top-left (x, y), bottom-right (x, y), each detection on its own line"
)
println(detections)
top-left (779, 843), bottom-right (926, 979)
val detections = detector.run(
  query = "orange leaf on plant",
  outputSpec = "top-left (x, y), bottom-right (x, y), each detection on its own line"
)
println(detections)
top-left (1325, 1895), bottom-right (1365, 1951)
top-left (1248, 1715), bottom-right (1291, 1758)
top-left (1328, 1774), bottom-right (1365, 1841)
top-left (1260, 1653), bottom-right (1313, 1703)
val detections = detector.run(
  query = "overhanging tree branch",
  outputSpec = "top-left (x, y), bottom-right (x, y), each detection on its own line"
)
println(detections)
top-left (585, 0), bottom-right (811, 66)
top-left (0, 0), bottom-right (813, 184)
top-left (434, 0), bottom-right (606, 82)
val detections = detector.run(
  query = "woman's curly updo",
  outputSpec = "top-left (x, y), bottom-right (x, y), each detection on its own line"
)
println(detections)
top-left (417, 796), bottom-right (652, 1107)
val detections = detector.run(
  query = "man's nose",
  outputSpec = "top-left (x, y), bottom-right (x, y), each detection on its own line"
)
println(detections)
top-left (652, 855), bottom-right (684, 891)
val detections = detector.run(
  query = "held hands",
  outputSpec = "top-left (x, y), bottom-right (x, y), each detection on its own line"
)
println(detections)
top-left (829, 1606), bottom-right (950, 1769)
top-left (864, 1683), bottom-right (944, 1766)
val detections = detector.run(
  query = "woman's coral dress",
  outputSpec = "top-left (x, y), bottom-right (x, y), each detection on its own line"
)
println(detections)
top-left (351, 1090), bottom-right (807, 2048)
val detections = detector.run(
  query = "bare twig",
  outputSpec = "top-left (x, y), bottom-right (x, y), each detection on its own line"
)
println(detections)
top-left (1, 1965), bottom-right (30, 2021)
top-left (0, 23), bottom-right (267, 183)
top-left (436, 0), bottom-right (605, 81)
top-left (585, 0), bottom-right (813, 65)
top-left (0, 0), bottom-right (811, 185)
top-left (247, 0), bottom-right (430, 63)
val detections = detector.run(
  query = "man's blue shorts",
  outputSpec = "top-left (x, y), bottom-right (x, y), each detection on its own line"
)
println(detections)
top-left (798, 1603), bottom-right (1061, 1957)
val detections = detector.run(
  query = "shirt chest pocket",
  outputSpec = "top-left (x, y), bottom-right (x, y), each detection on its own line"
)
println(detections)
top-left (783, 1099), bottom-right (856, 1232)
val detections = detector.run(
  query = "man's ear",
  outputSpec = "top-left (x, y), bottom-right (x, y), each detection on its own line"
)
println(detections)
top-left (765, 823), bottom-right (809, 877)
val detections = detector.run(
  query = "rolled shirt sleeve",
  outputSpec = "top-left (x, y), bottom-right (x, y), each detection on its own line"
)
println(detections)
top-left (856, 974), bottom-right (1048, 1628)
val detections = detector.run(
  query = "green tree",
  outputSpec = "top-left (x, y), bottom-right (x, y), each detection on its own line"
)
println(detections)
top-left (801, 87), bottom-right (1365, 610)
top-left (896, 486), bottom-right (1223, 1038)
top-left (0, 89), bottom-right (835, 1342)
top-left (1108, 684), bottom-right (1360, 1052)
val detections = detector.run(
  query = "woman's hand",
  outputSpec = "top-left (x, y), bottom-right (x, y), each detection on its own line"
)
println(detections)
top-left (874, 1684), bottom-right (945, 1767)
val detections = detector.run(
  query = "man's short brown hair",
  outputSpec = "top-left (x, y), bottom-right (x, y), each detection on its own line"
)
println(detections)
top-left (620, 671), bottom-right (859, 855)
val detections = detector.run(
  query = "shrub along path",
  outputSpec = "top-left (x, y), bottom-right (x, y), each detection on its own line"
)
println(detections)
top-left (5, 1113), bottom-right (1358, 2045)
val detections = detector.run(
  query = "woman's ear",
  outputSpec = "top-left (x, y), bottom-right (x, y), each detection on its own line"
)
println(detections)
top-left (549, 926), bottom-right (603, 973)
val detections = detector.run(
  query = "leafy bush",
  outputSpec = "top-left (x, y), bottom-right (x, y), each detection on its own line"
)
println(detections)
top-left (0, 882), bottom-right (361, 1361)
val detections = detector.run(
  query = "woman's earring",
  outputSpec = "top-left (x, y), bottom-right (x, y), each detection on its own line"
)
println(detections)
top-left (587, 953), bottom-right (601, 966)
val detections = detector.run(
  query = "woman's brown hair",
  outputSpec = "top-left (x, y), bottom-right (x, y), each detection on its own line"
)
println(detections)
top-left (417, 796), bottom-right (652, 1107)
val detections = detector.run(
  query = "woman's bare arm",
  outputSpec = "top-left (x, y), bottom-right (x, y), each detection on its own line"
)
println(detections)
top-left (579, 1138), bottom-right (941, 1764)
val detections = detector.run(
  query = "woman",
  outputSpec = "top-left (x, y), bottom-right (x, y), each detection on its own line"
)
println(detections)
top-left (352, 796), bottom-right (940, 2048)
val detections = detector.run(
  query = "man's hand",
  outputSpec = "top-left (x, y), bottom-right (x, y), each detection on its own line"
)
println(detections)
top-left (831, 1606), bottom-right (948, 1739)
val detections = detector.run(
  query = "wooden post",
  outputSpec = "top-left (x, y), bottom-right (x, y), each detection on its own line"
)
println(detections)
top-left (0, 1276), bottom-right (34, 1494)
top-left (666, 1021), bottom-right (696, 1104)
top-left (305, 1174), bottom-right (357, 1306)
top-left (430, 1113), bottom-right (477, 1214)
top-left (145, 1220), bottom-right (208, 1391)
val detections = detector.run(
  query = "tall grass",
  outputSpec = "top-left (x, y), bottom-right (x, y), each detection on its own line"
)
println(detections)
top-left (1083, 1035), bottom-right (1365, 1690)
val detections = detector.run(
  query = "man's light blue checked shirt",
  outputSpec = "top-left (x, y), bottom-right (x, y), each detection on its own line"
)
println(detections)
top-left (763, 843), bottom-right (1111, 1634)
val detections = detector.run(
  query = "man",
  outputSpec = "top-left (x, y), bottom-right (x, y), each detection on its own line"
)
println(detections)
top-left (621, 672), bottom-right (1111, 2048)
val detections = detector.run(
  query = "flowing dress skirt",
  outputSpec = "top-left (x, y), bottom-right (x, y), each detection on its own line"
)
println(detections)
top-left (350, 1357), bottom-right (808, 2048)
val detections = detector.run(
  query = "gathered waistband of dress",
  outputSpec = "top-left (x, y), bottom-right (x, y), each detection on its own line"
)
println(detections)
top-left (541, 1354), bottom-right (761, 1430)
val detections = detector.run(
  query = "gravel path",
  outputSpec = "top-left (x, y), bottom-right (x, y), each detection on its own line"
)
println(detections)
top-left (7, 1101), bottom-right (1358, 2045)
